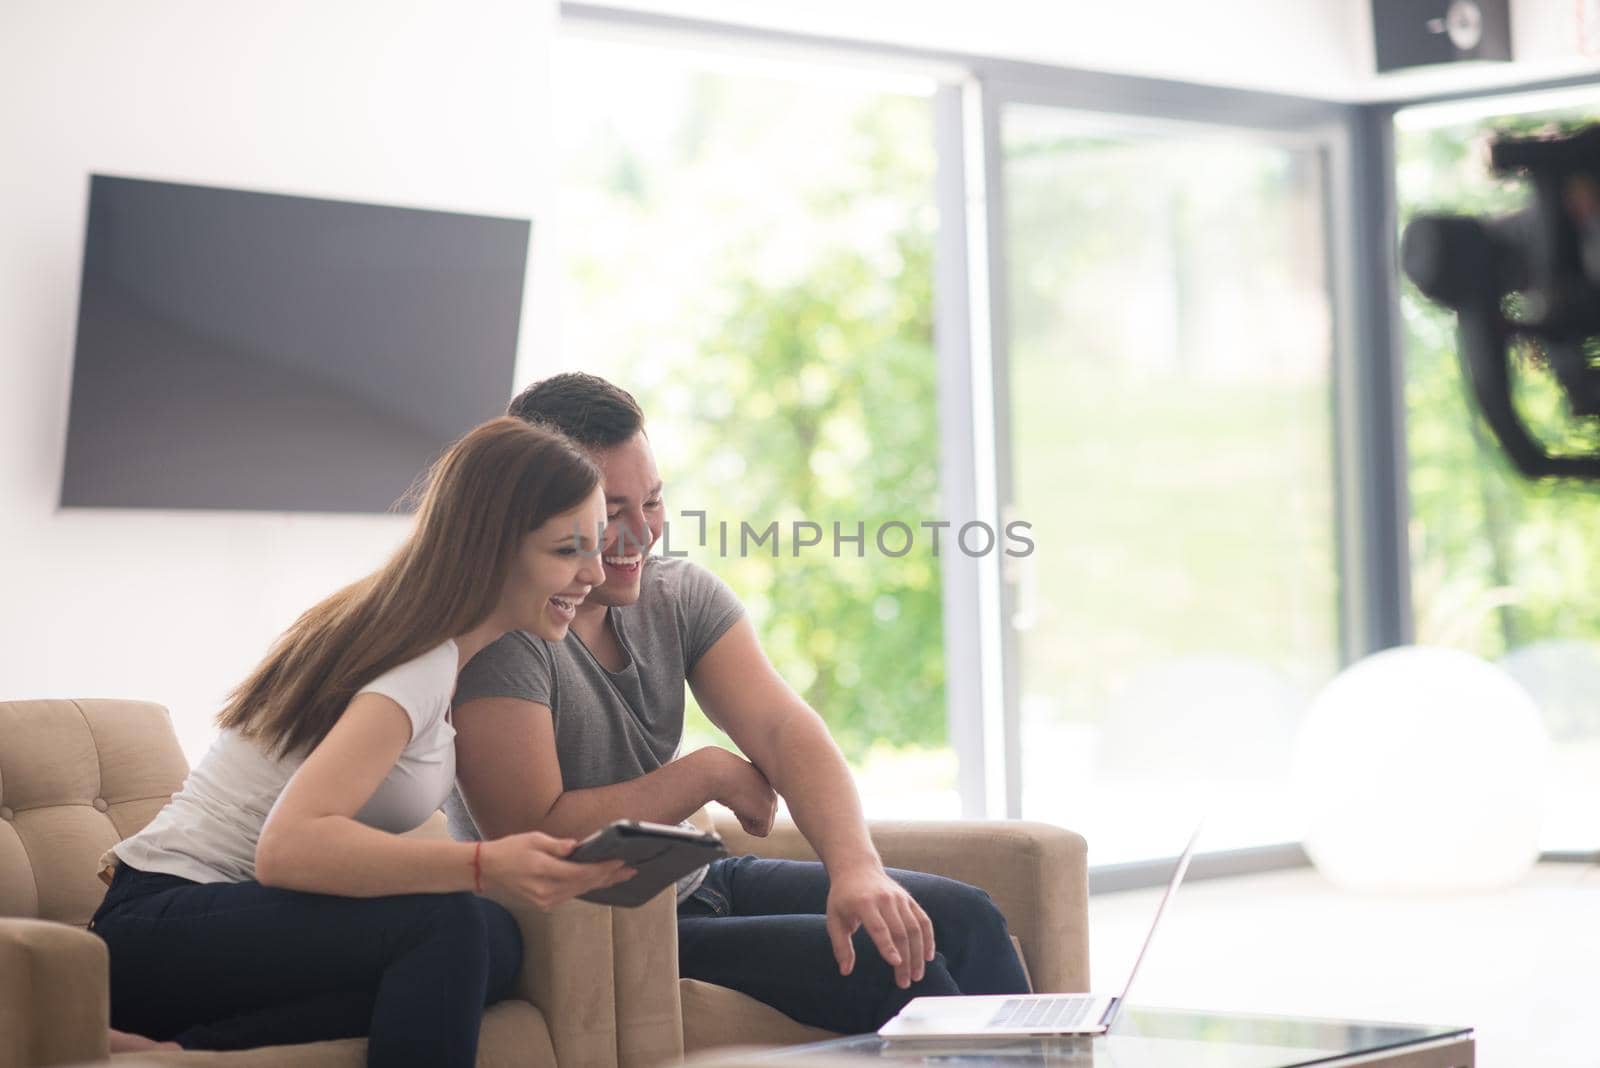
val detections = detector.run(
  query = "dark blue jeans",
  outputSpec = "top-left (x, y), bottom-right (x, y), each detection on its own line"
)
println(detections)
top-left (89, 864), bottom-right (521, 1067)
top-left (678, 856), bottom-right (1029, 1034)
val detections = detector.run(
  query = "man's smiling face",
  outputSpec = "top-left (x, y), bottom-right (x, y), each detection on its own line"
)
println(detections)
top-left (587, 430), bottom-right (664, 608)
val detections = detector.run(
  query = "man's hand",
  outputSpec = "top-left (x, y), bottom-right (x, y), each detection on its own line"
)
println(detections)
top-left (825, 864), bottom-right (936, 989)
top-left (697, 746), bottom-right (777, 837)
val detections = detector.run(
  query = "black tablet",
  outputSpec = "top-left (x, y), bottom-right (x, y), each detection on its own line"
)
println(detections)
top-left (569, 819), bottom-right (728, 907)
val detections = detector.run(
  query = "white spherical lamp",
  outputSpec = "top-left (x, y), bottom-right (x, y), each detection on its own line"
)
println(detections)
top-left (1292, 645), bottom-right (1549, 893)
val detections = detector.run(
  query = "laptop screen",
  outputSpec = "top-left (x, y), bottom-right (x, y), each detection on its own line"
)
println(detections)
top-left (1103, 822), bottom-right (1205, 1031)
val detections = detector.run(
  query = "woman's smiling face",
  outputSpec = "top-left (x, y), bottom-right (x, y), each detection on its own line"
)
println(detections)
top-left (499, 485), bottom-right (607, 639)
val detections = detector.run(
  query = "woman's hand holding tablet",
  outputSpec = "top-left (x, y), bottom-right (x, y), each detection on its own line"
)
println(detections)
top-left (569, 820), bottom-right (729, 907)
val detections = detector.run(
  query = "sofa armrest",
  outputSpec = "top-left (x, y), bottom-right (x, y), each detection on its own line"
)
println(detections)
top-left (609, 888), bottom-right (684, 1068)
top-left (0, 917), bottom-right (110, 1068)
top-left (503, 897), bottom-right (620, 1067)
top-left (503, 886), bottom-right (685, 1068)
top-left (711, 814), bottom-right (1089, 994)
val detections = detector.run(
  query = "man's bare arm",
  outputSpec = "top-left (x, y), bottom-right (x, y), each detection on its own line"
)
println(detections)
top-left (452, 695), bottom-right (771, 840)
top-left (688, 618), bottom-right (876, 870)
top-left (689, 617), bottom-right (934, 987)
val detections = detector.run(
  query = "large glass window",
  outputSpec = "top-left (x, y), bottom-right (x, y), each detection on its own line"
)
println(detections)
top-left (552, 22), bottom-right (1360, 866)
top-left (554, 36), bottom-right (955, 815)
top-left (1000, 107), bottom-right (1342, 864)
top-left (1396, 89), bottom-right (1600, 852)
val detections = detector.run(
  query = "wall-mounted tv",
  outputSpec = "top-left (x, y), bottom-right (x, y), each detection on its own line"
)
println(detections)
top-left (60, 175), bottom-right (531, 513)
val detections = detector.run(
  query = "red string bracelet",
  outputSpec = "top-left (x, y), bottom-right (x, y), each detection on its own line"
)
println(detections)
top-left (473, 841), bottom-right (483, 894)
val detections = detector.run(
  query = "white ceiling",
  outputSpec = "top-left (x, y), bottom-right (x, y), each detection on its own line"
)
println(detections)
top-left (577, 0), bottom-right (1600, 102)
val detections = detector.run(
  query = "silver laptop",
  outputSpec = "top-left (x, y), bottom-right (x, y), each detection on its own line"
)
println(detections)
top-left (877, 823), bottom-right (1203, 1041)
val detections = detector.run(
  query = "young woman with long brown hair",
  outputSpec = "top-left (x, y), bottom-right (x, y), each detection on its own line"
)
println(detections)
top-left (90, 417), bottom-right (630, 1066)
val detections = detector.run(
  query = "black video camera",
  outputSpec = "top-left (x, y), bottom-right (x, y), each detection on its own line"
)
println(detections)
top-left (1402, 125), bottom-right (1600, 479)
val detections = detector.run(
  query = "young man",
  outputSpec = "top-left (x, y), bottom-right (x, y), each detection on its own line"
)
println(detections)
top-left (444, 373), bottom-right (1028, 1035)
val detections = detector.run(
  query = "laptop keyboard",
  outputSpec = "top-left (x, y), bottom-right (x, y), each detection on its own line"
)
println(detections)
top-left (988, 997), bottom-right (1096, 1030)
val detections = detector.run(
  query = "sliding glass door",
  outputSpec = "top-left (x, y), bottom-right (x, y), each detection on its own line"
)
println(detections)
top-left (995, 105), bottom-right (1344, 864)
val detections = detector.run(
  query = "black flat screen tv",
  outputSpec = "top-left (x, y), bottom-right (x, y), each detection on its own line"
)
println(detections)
top-left (60, 175), bottom-right (531, 513)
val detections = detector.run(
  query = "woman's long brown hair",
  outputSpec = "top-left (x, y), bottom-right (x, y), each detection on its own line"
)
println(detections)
top-left (217, 417), bottom-right (599, 757)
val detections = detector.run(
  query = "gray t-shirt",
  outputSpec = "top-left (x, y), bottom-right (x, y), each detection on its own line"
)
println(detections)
top-left (444, 556), bottom-right (744, 859)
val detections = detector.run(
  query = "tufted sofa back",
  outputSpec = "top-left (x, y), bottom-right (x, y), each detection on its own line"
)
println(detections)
top-left (0, 699), bottom-right (188, 926)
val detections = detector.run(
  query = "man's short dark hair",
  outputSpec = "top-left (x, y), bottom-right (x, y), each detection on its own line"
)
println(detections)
top-left (507, 373), bottom-right (644, 449)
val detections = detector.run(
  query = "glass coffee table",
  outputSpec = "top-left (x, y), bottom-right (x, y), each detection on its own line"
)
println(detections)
top-left (708, 1007), bottom-right (1474, 1067)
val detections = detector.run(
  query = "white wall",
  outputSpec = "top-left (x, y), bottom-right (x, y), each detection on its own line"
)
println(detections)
top-left (0, 1), bottom-right (555, 761)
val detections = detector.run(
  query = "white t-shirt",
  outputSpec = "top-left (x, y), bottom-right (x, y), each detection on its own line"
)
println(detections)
top-left (113, 641), bottom-right (459, 884)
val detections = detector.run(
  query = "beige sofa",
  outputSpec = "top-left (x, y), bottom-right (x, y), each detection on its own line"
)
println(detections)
top-left (0, 699), bottom-right (674, 1068)
top-left (0, 698), bottom-right (1088, 1067)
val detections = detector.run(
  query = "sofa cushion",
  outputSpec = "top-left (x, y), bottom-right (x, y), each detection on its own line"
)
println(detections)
top-left (92, 1000), bottom-right (555, 1066)
top-left (680, 979), bottom-right (837, 1053)
top-left (0, 700), bottom-right (188, 924)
